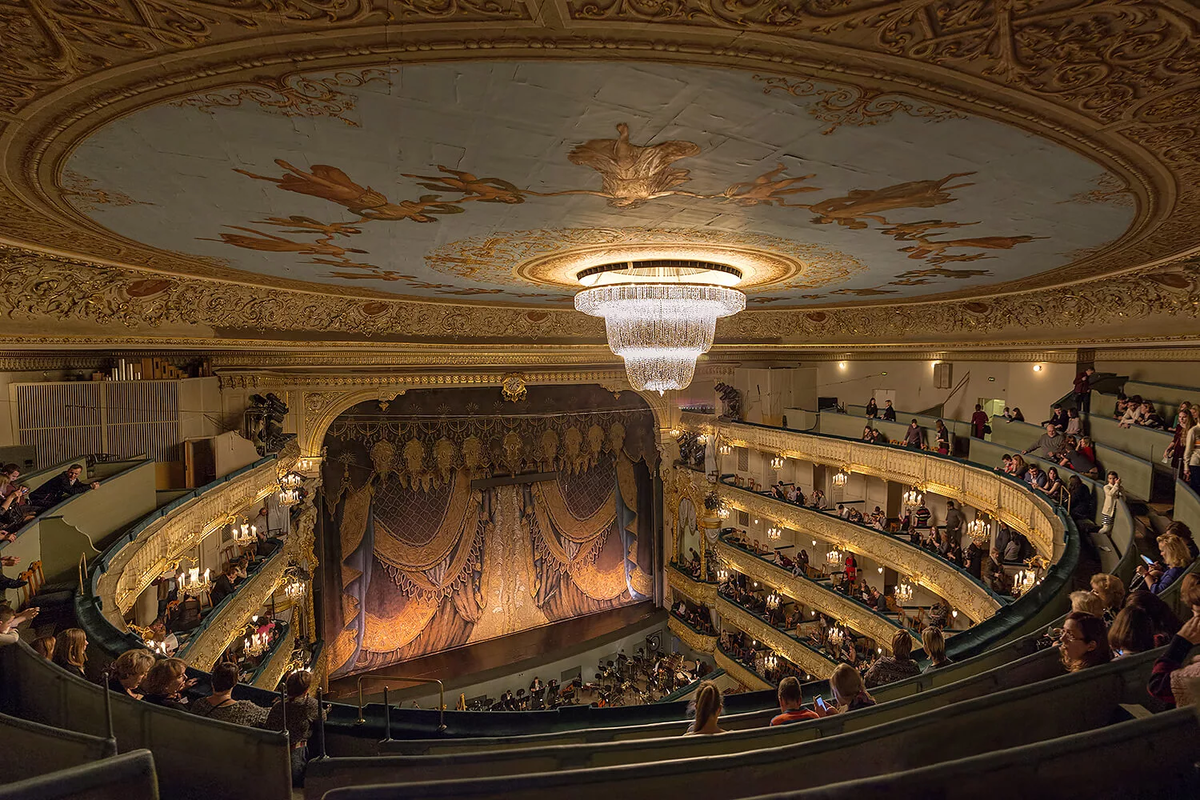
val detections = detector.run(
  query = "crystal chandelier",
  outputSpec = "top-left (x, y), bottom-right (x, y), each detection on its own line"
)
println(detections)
top-left (895, 579), bottom-right (914, 604)
top-left (903, 487), bottom-right (923, 506)
top-left (232, 520), bottom-right (257, 547)
top-left (832, 468), bottom-right (849, 487)
top-left (967, 517), bottom-right (992, 545)
top-left (763, 653), bottom-right (778, 671)
top-left (575, 260), bottom-right (745, 394)
top-left (718, 443), bottom-right (732, 456)
top-left (1014, 568), bottom-right (1038, 595)
top-left (180, 566), bottom-right (212, 598)
top-left (766, 523), bottom-right (782, 541)
top-left (766, 591), bottom-right (781, 609)
top-left (770, 455), bottom-right (785, 470)
top-left (716, 567), bottom-right (729, 583)
top-left (244, 630), bottom-right (270, 657)
top-left (827, 625), bottom-right (844, 650)
top-left (826, 547), bottom-right (843, 566)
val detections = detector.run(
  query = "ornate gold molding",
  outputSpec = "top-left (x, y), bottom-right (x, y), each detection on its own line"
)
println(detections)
top-left (715, 596), bottom-right (836, 680)
top-left (97, 440), bottom-right (301, 621)
top-left (688, 415), bottom-right (1062, 560)
top-left (713, 648), bottom-right (773, 692)
top-left (715, 539), bottom-right (911, 652)
top-left (718, 485), bottom-right (1000, 624)
top-left (667, 565), bottom-right (717, 607)
top-left (667, 615), bottom-right (716, 656)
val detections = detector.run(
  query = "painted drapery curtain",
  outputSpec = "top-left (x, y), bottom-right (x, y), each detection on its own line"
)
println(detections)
top-left (320, 389), bottom-right (657, 679)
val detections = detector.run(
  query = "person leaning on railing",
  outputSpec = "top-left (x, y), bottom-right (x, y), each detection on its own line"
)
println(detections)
top-left (27, 463), bottom-right (99, 512)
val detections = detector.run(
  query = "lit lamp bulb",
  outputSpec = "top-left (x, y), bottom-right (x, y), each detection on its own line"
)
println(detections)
top-left (833, 469), bottom-right (849, 487)
top-left (770, 455), bottom-right (785, 470)
top-left (719, 443), bottom-right (732, 456)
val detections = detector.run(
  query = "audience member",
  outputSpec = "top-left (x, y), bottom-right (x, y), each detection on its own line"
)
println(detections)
top-left (1107, 606), bottom-right (1157, 657)
top-left (1138, 535), bottom-right (1192, 594)
top-left (1058, 611), bottom-right (1112, 672)
top-left (1089, 573), bottom-right (1126, 623)
top-left (51, 628), bottom-right (89, 679)
top-left (970, 404), bottom-right (989, 439)
top-left (903, 420), bottom-right (923, 449)
top-left (1023, 423), bottom-right (1064, 460)
top-left (863, 630), bottom-right (921, 688)
top-left (32, 634), bottom-right (55, 659)
top-left (1069, 590), bottom-right (1105, 617)
top-left (1099, 472), bottom-right (1123, 537)
top-left (922, 626), bottom-right (952, 671)
top-left (1065, 408), bottom-right (1083, 437)
top-left (770, 676), bottom-right (818, 725)
top-left (1185, 409), bottom-right (1200, 493)
top-left (140, 658), bottom-right (194, 710)
top-left (107, 649), bottom-right (155, 699)
top-left (28, 464), bottom-right (99, 510)
top-left (685, 680), bottom-right (725, 735)
top-left (0, 605), bottom-right (38, 646)
top-left (827, 663), bottom-right (876, 713)
top-left (1067, 475), bottom-right (1094, 525)
top-left (865, 398), bottom-right (878, 419)
top-left (210, 561), bottom-right (239, 606)
top-left (193, 662), bottom-right (269, 726)
top-left (265, 670), bottom-right (322, 785)
top-left (1124, 590), bottom-right (1182, 643)
top-left (1148, 575), bottom-right (1200, 707)
top-left (1072, 367), bottom-right (1095, 412)
top-left (882, 400), bottom-right (896, 422)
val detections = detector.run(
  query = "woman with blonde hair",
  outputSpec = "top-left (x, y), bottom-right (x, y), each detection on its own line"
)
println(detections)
top-left (922, 626), bottom-right (952, 672)
top-left (1139, 535), bottom-right (1193, 595)
top-left (1069, 590), bottom-right (1106, 617)
top-left (51, 628), bottom-right (88, 679)
top-left (826, 663), bottom-right (875, 713)
top-left (685, 680), bottom-right (725, 735)
top-left (1089, 573), bottom-right (1126, 623)
top-left (107, 649), bottom-right (155, 699)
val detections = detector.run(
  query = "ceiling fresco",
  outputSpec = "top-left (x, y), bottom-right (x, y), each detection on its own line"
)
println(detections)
top-left (62, 62), bottom-right (1134, 308)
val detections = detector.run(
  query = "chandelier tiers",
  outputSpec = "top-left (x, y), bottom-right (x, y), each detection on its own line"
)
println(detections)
top-left (574, 260), bottom-right (746, 394)
top-left (967, 516), bottom-right (993, 546)
top-left (770, 455), bottom-right (785, 470)
top-left (832, 468), bottom-right (850, 487)
top-left (895, 579), bottom-right (914, 604)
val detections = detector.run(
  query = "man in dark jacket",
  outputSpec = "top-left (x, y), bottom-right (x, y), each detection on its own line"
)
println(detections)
top-left (28, 464), bottom-right (98, 510)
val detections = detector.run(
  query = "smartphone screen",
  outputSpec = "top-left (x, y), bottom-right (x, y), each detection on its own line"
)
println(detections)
top-left (1141, 555), bottom-right (1154, 565)
top-left (815, 696), bottom-right (827, 710)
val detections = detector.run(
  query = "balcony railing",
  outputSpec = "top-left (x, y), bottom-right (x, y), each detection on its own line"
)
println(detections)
top-left (667, 561), bottom-right (718, 606)
top-left (716, 481), bottom-right (1004, 625)
top-left (682, 413), bottom-right (1063, 561)
top-left (714, 644), bottom-right (773, 691)
top-left (716, 534), bottom-right (916, 652)
top-left (667, 613), bottom-right (716, 655)
top-left (714, 594), bottom-right (837, 679)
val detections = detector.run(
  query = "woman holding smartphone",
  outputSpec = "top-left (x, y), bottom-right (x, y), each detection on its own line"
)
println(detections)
top-left (817, 664), bottom-right (876, 715)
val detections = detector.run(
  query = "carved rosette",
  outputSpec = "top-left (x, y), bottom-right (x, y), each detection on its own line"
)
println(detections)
top-left (715, 596), bottom-right (836, 679)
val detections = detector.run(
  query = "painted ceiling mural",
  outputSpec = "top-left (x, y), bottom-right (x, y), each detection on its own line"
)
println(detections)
top-left (63, 61), bottom-right (1135, 308)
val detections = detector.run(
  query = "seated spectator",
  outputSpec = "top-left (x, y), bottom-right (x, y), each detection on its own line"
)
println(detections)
top-left (865, 398), bottom-right (878, 419)
top-left (0, 605), bottom-right (38, 646)
top-left (882, 400), bottom-right (896, 422)
top-left (0, 485), bottom-right (34, 529)
top-left (1010, 407), bottom-right (1025, 422)
top-left (770, 676), bottom-right (818, 725)
top-left (864, 630), bottom-right (921, 688)
top-left (51, 628), bottom-right (89, 679)
top-left (904, 419), bottom-right (923, 449)
top-left (1148, 575), bottom-right (1200, 707)
top-left (147, 617), bottom-right (179, 656)
top-left (826, 663), bottom-right (876, 713)
top-left (1113, 394), bottom-right (1132, 420)
top-left (1138, 535), bottom-right (1193, 594)
top-left (861, 425), bottom-right (874, 442)
top-left (1163, 521), bottom-right (1198, 560)
top-left (140, 658), bottom-right (195, 710)
top-left (1124, 590), bottom-right (1182, 643)
top-left (1065, 408), bottom-right (1083, 436)
top-left (193, 662), bottom-right (269, 726)
top-left (1070, 590), bottom-right (1105, 617)
top-left (210, 561), bottom-right (239, 606)
top-left (1044, 404), bottom-right (1069, 430)
top-left (0, 463), bottom-right (20, 499)
top-left (1002, 407), bottom-right (1015, 423)
top-left (922, 626), bottom-right (952, 671)
top-left (28, 464), bottom-right (99, 511)
top-left (1039, 466), bottom-right (1064, 498)
top-left (1058, 440), bottom-right (1099, 477)
top-left (847, 507), bottom-right (863, 524)
top-left (1108, 606), bottom-right (1158, 657)
top-left (1023, 423), bottom-right (1064, 460)
top-left (1066, 475), bottom-right (1094, 525)
top-left (1025, 463), bottom-right (1048, 491)
top-left (810, 489), bottom-right (825, 509)
top-left (1090, 573), bottom-right (1126, 624)
top-left (107, 649), bottom-right (155, 699)
top-left (1008, 454), bottom-right (1030, 480)
top-left (265, 670), bottom-right (322, 784)
top-left (1059, 611), bottom-right (1112, 672)
top-left (836, 503), bottom-right (849, 519)
top-left (1119, 397), bottom-right (1147, 428)
top-left (1078, 436), bottom-right (1097, 463)
top-left (32, 634), bottom-right (55, 659)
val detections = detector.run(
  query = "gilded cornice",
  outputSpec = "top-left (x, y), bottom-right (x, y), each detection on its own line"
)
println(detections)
top-left (0, 2), bottom-right (1199, 346)
top-left (667, 615), bottom-right (716, 656)
top-left (98, 440), bottom-right (300, 621)
top-left (687, 415), bottom-right (1062, 560)
top-left (252, 623), bottom-right (299, 691)
top-left (715, 539), bottom-right (909, 652)
top-left (715, 596), bottom-right (837, 680)
top-left (719, 486), bottom-right (1000, 625)
top-left (667, 566), bottom-right (717, 607)
top-left (713, 648), bottom-right (774, 692)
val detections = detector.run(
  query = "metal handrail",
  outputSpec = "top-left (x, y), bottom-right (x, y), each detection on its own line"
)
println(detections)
top-left (354, 674), bottom-right (446, 733)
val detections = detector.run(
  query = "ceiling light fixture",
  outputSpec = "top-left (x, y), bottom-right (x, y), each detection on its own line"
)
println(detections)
top-left (575, 259), bottom-right (745, 394)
